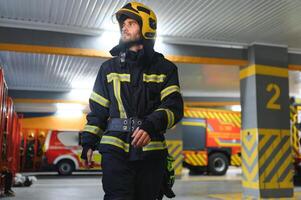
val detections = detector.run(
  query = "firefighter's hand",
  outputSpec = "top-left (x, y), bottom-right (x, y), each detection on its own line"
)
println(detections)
top-left (82, 148), bottom-right (94, 168)
top-left (131, 127), bottom-right (151, 147)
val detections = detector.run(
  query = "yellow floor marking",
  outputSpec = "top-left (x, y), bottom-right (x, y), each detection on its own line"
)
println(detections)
top-left (208, 192), bottom-right (301, 200)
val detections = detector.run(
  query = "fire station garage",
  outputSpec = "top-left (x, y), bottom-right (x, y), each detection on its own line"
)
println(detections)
top-left (2, 0), bottom-right (301, 199)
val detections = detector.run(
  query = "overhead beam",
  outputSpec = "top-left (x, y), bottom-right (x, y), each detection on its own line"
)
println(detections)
top-left (0, 43), bottom-right (111, 58)
top-left (288, 53), bottom-right (301, 70)
top-left (0, 27), bottom-right (247, 65)
top-left (2, 28), bottom-right (301, 68)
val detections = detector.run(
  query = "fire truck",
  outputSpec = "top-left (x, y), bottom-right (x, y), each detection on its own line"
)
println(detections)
top-left (43, 130), bottom-right (101, 175)
top-left (290, 101), bottom-right (301, 176)
top-left (35, 105), bottom-right (301, 177)
top-left (41, 107), bottom-right (241, 176)
top-left (37, 104), bottom-right (301, 177)
top-left (181, 105), bottom-right (301, 176)
top-left (180, 107), bottom-right (241, 175)
top-left (0, 68), bottom-right (22, 196)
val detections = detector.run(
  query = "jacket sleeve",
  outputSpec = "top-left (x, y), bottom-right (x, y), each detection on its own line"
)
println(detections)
top-left (81, 65), bottom-right (110, 151)
top-left (140, 64), bottom-right (184, 137)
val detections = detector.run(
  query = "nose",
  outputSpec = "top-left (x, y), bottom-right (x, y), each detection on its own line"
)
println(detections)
top-left (122, 22), bottom-right (130, 33)
top-left (122, 26), bottom-right (128, 34)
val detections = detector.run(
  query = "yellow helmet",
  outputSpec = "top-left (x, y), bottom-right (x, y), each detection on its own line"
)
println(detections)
top-left (116, 2), bottom-right (157, 40)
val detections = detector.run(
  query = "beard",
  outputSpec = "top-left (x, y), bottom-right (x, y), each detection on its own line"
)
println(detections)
top-left (121, 32), bottom-right (141, 43)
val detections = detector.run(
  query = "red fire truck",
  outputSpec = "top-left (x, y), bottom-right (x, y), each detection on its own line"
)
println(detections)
top-left (40, 107), bottom-right (241, 176)
top-left (290, 103), bottom-right (301, 177)
top-left (0, 68), bottom-right (7, 196)
top-left (38, 105), bottom-right (301, 177)
top-left (6, 97), bottom-right (22, 175)
top-left (0, 68), bottom-right (22, 196)
top-left (181, 107), bottom-right (241, 175)
top-left (43, 130), bottom-right (101, 175)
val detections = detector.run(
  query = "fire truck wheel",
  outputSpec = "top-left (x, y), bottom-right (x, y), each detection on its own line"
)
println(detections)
top-left (57, 160), bottom-right (75, 175)
top-left (208, 153), bottom-right (229, 175)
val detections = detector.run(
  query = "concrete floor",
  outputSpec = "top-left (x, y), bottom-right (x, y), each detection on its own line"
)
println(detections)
top-left (3, 168), bottom-right (301, 200)
top-left (4, 176), bottom-right (242, 200)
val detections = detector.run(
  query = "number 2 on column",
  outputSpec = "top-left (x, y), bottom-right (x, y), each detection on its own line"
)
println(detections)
top-left (266, 83), bottom-right (281, 110)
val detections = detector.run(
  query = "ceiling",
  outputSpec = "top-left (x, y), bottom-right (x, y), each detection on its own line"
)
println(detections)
top-left (1, 0), bottom-right (301, 110)
top-left (2, 0), bottom-right (301, 48)
top-left (0, 51), bottom-right (241, 97)
top-left (0, 51), bottom-right (102, 91)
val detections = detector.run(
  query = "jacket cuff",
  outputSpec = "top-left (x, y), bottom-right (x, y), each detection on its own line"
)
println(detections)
top-left (140, 120), bottom-right (157, 138)
top-left (80, 144), bottom-right (93, 160)
top-left (81, 132), bottom-right (100, 147)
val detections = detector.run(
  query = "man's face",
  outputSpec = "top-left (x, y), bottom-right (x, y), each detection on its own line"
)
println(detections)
top-left (121, 18), bottom-right (141, 42)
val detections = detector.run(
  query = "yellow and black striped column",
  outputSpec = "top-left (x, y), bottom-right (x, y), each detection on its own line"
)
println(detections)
top-left (290, 104), bottom-right (300, 158)
top-left (166, 140), bottom-right (183, 176)
top-left (240, 45), bottom-right (294, 199)
top-left (165, 124), bottom-right (184, 177)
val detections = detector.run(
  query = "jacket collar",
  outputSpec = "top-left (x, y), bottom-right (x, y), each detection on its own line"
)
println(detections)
top-left (110, 43), bottom-right (155, 68)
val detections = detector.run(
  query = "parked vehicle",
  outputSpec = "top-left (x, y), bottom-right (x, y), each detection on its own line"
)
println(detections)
top-left (181, 107), bottom-right (241, 175)
top-left (43, 130), bottom-right (101, 175)
top-left (0, 68), bottom-right (22, 196)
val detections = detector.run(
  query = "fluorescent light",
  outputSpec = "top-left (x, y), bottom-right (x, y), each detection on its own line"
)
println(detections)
top-left (230, 105), bottom-right (241, 112)
top-left (56, 103), bottom-right (84, 110)
top-left (71, 80), bottom-right (94, 90)
top-left (67, 89), bottom-right (91, 103)
top-left (55, 103), bottom-right (85, 117)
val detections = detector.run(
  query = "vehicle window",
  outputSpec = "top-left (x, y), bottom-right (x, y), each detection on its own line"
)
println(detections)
top-left (57, 131), bottom-right (79, 146)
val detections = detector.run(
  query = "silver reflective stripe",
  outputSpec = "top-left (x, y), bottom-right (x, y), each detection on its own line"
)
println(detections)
top-left (143, 141), bottom-right (167, 151)
top-left (143, 74), bottom-right (166, 83)
top-left (107, 73), bottom-right (130, 118)
top-left (161, 85), bottom-right (180, 101)
top-left (100, 136), bottom-right (129, 152)
top-left (90, 91), bottom-right (110, 108)
top-left (100, 136), bottom-right (167, 152)
top-left (107, 73), bottom-right (130, 82)
top-left (155, 108), bottom-right (175, 129)
top-left (83, 125), bottom-right (103, 137)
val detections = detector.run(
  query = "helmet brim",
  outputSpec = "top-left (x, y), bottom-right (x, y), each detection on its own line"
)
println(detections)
top-left (116, 9), bottom-right (142, 27)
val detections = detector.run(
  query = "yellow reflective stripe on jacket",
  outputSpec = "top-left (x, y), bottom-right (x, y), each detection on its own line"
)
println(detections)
top-left (114, 78), bottom-right (127, 118)
top-left (156, 108), bottom-right (175, 129)
top-left (107, 73), bottom-right (130, 82)
top-left (107, 73), bottom-right (130, 118)
top-left (161, 85), bottom-right (180, 101)
top-left (143, 74), bottom-right (166, 83)
top-left (100, 136), bottom-right (130, 152)
top-left (100, 136), bottom-right (167, 152)
top-left (83, 125), bottom-right (103, 136)
top-left (143, 141), bottom-right (167, 151)
top-left (90, 91), bottom-right (110, 108)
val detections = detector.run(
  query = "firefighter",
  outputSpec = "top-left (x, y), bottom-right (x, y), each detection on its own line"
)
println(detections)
top-left (81, 2), bottom-right (183, 199)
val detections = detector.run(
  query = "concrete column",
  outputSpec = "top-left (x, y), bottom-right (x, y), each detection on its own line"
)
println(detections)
top-left (240, 44), bottom-right (294, 198)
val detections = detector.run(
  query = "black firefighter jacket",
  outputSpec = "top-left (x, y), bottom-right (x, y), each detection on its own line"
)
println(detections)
top-left (81, 47), bottom-right (184, 160)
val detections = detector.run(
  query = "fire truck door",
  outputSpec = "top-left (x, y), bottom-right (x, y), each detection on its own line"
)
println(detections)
top-left (182, 118), bottom-right (206, 150)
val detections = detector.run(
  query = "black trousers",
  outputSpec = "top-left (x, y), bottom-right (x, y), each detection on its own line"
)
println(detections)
top-left (101, 153), bottom-right (165, 200)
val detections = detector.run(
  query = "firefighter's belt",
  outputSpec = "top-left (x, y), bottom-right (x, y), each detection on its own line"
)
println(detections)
top-left (106, 118), bottom-right (143, 133)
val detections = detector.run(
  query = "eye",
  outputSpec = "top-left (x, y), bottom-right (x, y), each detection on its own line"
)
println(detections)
top-left (130, 21), bottom-right (136, 26)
